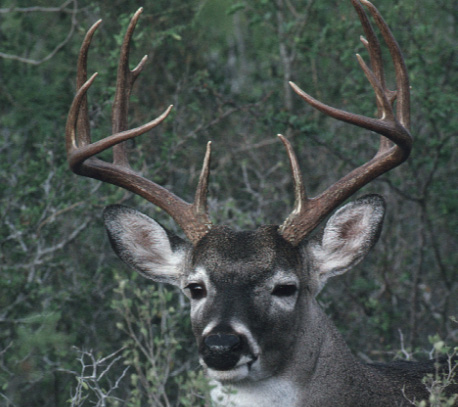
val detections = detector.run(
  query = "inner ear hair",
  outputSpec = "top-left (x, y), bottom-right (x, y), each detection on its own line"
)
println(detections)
top-left (308, 195), bottom-right (386, 293)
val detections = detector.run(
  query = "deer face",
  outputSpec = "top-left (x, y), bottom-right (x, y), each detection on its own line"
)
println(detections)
top-left (104, 195), bottom-right (385, 384)
top-left (185, 226), bottom-right (306, 382)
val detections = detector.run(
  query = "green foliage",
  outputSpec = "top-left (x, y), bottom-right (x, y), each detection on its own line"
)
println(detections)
top-left (110, 273), bottom-right (210, 406)
top-left (1, 0), bottom-right (456, 404)
top-left (411, 335), bottom-right (458, 407)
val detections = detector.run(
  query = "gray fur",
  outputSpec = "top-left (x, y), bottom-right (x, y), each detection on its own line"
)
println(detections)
top-left (103, 195), bottom-right (456, 406)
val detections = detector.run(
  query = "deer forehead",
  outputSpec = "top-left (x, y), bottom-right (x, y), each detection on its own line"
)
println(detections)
top-left (187, 225), bottom-right (302, 284)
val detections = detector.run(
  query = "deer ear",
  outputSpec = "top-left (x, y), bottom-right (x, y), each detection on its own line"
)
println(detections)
top-left (309, 194), bottom-right (385, 293)
top-left (103, 205), bottom-right (187, 286)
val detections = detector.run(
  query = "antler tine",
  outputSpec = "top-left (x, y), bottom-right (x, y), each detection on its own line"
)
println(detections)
top-left (353, 0), bottom-right (406, 153)
top-left (359, 0), bottom-right (410, 129)
top-left (352, 0), bottom-right (386, 101)
top-left (193, 142), bottom-right (212, 219)
top-left (74, 19), bottom-right (102, 149)
top-left (277, 135), bottom-right (307, 217)
top-left (112, 7), bottom-right (146, 167)
top-left (66, 9), bottom-right (213, 244)
top-left (279, 0), bottom-right (412, 246)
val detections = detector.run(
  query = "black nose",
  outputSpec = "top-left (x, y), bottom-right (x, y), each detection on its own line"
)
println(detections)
top-left (202, 333), bottom-right (243, 371)
top-left (204, 333), bottom-right (241, 352)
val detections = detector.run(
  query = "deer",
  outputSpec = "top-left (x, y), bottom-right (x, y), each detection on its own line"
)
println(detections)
top-left (65, 1), bottom-right (457, 406)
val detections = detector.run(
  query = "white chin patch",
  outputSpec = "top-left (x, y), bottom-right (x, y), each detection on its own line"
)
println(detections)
top-left (203, 356), bottom-right (256, 383)
top-left (207, 364), bottom-right (250, 382)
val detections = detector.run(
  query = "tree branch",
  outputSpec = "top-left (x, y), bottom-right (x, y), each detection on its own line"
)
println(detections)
top-left (0, 0), bottom-right (78, 65)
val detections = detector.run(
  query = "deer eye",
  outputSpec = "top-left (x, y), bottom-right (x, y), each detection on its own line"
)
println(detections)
top-left (185, 283), bottom-right (207, 300)
top-left (272, 284), bottom-right (297, 297)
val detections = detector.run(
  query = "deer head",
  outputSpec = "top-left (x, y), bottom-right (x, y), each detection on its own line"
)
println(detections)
top-left (102, 194), bottom-right (386, 387)
top-left (66, 0), bottom-right (414, 404)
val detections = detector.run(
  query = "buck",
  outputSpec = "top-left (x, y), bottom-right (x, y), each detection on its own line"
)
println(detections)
top-left (66, 1), bottom-right (456, 406)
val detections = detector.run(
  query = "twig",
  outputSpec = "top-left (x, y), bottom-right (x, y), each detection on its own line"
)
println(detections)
top-left (0, 0), bottom-right (78, 65)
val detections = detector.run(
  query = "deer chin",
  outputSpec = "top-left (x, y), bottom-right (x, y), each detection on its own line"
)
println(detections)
top-left (204, 355), bottom-right (258, 383)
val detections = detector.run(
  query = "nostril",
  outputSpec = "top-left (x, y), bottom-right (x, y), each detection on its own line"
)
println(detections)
top-left (202, 333), bottom-right (243, 371)
top-left (204, 333), bottom-right (241, 352)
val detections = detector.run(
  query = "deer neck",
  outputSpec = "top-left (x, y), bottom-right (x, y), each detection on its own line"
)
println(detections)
top-left (288, 297), bottom-right (359, 378)
top-left (293, 299), bottom-right (376, 406)
top-left (210, 298), bottom-right (362, 407)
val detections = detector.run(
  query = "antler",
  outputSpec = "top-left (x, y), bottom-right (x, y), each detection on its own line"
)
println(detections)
top-left (278, 0), bottom-right (412, 246)
top-left (65, 8), bottom-right (212, 244)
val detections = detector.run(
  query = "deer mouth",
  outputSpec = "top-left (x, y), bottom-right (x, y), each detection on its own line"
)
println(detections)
top-left (203, 355), bottom-right (258, 383)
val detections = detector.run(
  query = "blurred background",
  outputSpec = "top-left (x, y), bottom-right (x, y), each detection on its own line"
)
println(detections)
top-left (1, 0), bottom-right (456, 405)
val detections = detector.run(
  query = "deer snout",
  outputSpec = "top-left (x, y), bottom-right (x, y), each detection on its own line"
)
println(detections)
top-left (205, 333), bottom-right (241, 352)
top-left (201, 332), bottom-right (247, 371)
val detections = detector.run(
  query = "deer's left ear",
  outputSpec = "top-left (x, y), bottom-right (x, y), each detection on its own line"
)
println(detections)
top-left (103, 205), bottom-right (188, 286)
top-left (307, 194), bottom-right (385, 294)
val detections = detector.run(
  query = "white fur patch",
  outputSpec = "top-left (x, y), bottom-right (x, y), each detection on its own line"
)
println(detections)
top-left (104, 206), bottom-right (185, 285)
top-left (206, 364), bottom-right (251, 383)
top-left (310, 196), bottom-right (384, 293)
top-left (186, 266), bottom-right (213, 317)
top-left (210, 377), bottom-right (299, 407)
top-left (230, 319), bottom-right (261, 357)
top-left (269, 270), bottom-right (299, 309)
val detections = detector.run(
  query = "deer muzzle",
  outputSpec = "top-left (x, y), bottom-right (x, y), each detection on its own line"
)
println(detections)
top-left (200, 331), bottom-right (257, 373)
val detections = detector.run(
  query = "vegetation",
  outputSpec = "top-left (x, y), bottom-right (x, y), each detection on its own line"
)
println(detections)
top-left (0, 0), bottom-right (456, 405)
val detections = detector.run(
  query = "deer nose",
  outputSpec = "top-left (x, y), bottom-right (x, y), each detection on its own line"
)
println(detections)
top-left (204, 333), bottom-right (241, 352)
top-left (202, 333), bottom-right (243, 371)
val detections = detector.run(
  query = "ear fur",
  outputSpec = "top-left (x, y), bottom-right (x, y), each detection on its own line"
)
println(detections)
top-left (103, 205), bottom-right (187, 286)
top-left (308, 194), bottom-right (385, 294)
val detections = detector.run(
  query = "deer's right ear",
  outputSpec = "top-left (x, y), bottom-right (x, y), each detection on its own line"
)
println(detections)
top-left (103, 205), bottom-right (187, 286)
top-left (307, 195), bottom-right (385, 294)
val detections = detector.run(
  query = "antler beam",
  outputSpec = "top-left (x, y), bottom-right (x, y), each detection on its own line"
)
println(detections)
top-left (65, 8), bottom-right (212, 244)
top-left (278, 0), bottom-right (412, 245)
